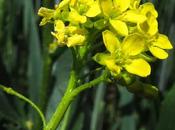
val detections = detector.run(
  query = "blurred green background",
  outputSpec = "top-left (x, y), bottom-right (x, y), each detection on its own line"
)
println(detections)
top-left (0, 0), bottom-right (175, 130)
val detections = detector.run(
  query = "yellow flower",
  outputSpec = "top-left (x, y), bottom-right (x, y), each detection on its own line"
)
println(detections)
top-left (58, 0), bottom-right (70, 8)
top-left (148, 34), bottom-right (173, 59)
top-left (85, 1), bottom-right (101, 17)
top-left (69, 8), bottom-right (87, 24)
top-left (100, 0), bottom-right (146, 36)
top-left (93, 30), bottom-right (151, 77)
top-left (136, 2), bottom-right (173, 59)
top-left (139, 2), bottom-right (158, 18)
top-left (68, 0), bottom-right (101, 24)
top-left (113, 0), bottom-right (131, 13)
top-left (51, 20), bottom-right (86, 47)
top-left (67, 34), bottom-right (85, 47)
top-left (137, 2), bottom-right (158, 36)
top-left (51, 20), bottom-right (66, 45)
top-left (37, 0), bottom-right (70, 26)
top-left (38, 7), bottom-right (55, 26)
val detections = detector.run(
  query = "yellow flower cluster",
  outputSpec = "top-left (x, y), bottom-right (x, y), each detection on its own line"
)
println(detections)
top-left (38, 0), bottom-right (101, 47)
top-left (93, 0), bottom-right (173, 77)
top-left (38, 0), bottom-right (173, 77)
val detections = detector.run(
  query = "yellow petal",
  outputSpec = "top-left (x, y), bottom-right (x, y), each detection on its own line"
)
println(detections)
top-left (119, 10), bottom-right (147, 23)
top-left (149, 46), bottom-right (168, 59)
top-left (100, 0), bottom-right (114, 17)
top-left (54, 20), bottom-right (65, 32)
top-left (38, 7), bottom-right (55, 25)
top-left (138, 16), bottom-right (158, 36)
top-left (147, 16), bottom-right (158, 36)
top-left (102, 30), bottom-right (120, 53)
top-left (38, 7), bottom-right (54, 17)
top-left (153, 34), bottom-right (173, 49)
top-left (125, 59), bottom-right (151, 77)
top-left (93, 53), bottom-right (121, 75)
top-left (67, 34), bottom-right (85, 47)
top-left (86, 1), bottom-right (101, 17)
top-left (109, 19), bottom-right (128, 36)
top-left (113, 0), bottom-right (130, 12)
top-left (58, 0), bottom-right (70, 8)
top-left (139, 2), bottom-right (158, 18)
top-left (70, 0), bottom-right (77, 6)
top-left (106, 59), bottom-right (121, 75)
top-left (51, 32), bottom-right (65, 43)
top-left (130, 0), bottom-right (141, 9)
top-left (79, 0), bottom-right (93, 5)
top-left (66, 26), bottom-right (77, 34)
top-left (69, 8), bottom-right (87, 23)
top-left (93, 53), bottom-right (112, 65)
top-left (122, 34), bottom-right (145, 56)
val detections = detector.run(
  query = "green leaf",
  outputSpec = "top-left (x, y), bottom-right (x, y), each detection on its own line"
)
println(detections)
top-left (118, 86), bottom-right (133, 107)
top-left (0, 91), bottom-right (19, 122)
top-left (46, 50), bottom-right (72, 121)
top-left (24, 1), bottom-right (43, 129)
top-left (72, 113), bottom-right (84, 130)
top-left (120, 114), bottom-right (137, 130)
top-left (94, 19), bottom-right (107, 30)
top-left (0, 0), bottom-right (4, 41)
top-left (90, 84), bottom-right (105, 130)
top-left (156, 85), bottom-right (175, 130)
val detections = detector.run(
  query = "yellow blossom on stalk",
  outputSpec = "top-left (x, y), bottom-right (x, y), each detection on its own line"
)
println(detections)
top-left (68, 8), bottom-right (87, 24)
top-left (51, 20), bottom-right (86, 47)
top-left (37, 0), bottom-right (69, 26)
top-left (137, 2), bottom-right (173, 59)
top-left (100, 0), bottom-right (147, 36)
top-left (93, 30), bottom-right (151, 77)
top-left (51, 20), bottom-right (65, 45)
top-left (38, 7), bottom-right (55, 26)
top-left (38, 0), bottom-right (173, 65)
top-left (38, 0), bottom-right (101, 48)
top-left (68, 0), bottom-right (101, 24)
top-left (148, 34), bottom-right (173, 59)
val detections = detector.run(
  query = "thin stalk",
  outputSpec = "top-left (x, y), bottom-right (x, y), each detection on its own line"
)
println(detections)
top-left (71, 71), bottom-right (108, 97)
top-left (0, 84), bottom-right (46, 128)
top-left (45, 71), bottom-right (108, 130)
top-left (66, 69), bottom-right (77, 94)
top-left (44, 69), bottom-right (77, 130)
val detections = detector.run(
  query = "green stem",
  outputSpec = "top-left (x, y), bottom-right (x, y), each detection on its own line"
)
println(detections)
top-left (44, 69), bottom-right (77, 130)
top-left (60, 106), bottom-right (71, 130)
top-left (71, 71), bottom-right (108, 97)
top-left (66, 70), bottom-right (77, 93)
top-left (45, 71), bottom-right (108, 130)
top-left (0, 84), bottom-right (46, 128)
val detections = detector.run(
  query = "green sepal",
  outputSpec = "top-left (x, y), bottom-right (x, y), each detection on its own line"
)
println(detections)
top-left (126, 80), bottom-right (159, 99)
top-left (119, 72), bottom-right (136, 86)
top-left (60, 10), bottom-right (69, 21)
top-left (83, 19), bottom-right (94, 28)
top-left (94, 19), bottom-right (107, 30)
top-left (139, 53), bottom-right (156, 62)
